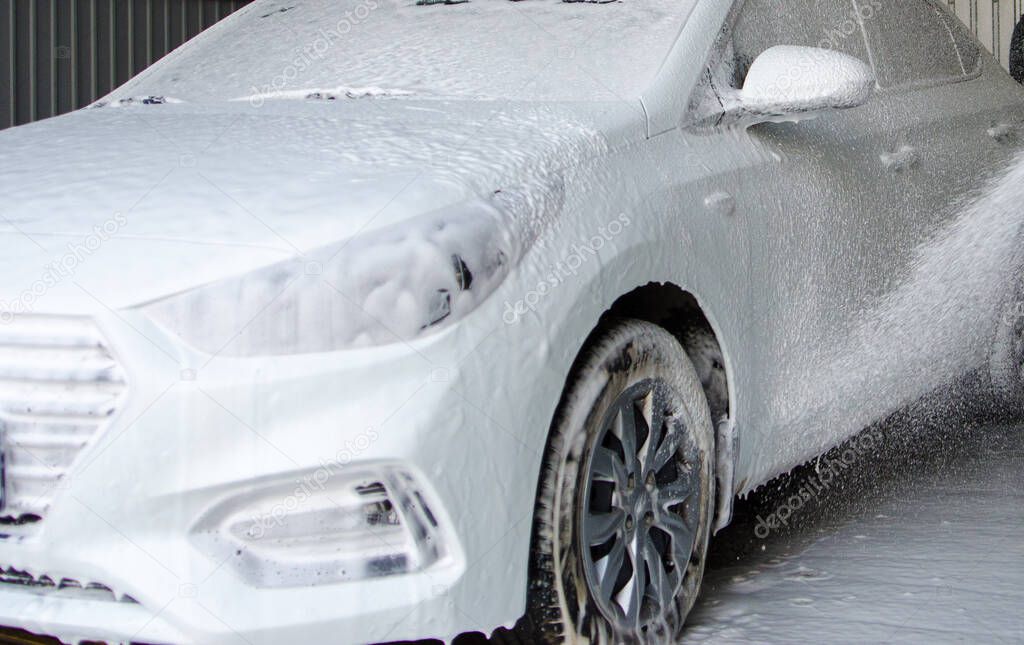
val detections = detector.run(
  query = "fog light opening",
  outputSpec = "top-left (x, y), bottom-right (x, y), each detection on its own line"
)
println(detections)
top-left (191, 466), bottom-right (447, 588)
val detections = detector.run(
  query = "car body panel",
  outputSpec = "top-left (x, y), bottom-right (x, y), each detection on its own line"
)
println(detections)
top-left (0, 99), bottom-right (640, 312)
top-left (735, 57), bottom-right (1024, 486)
top-left (0, 0), bottom-right (1023, 642)
top-left (674, 0), bottom-right (1024, 488)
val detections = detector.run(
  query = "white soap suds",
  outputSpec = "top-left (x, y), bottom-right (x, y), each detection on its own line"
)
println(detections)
top-left (111, 0), bottom-right (690, 104)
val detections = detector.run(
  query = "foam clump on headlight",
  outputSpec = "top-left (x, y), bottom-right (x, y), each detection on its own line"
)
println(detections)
top-left (142, 201), bottom-right (514, 356)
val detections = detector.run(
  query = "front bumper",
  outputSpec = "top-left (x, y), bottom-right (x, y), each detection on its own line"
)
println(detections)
top-left (0, 584), bottom-right (186, 644)
top-left (0, 310), bottom-right (540, 644)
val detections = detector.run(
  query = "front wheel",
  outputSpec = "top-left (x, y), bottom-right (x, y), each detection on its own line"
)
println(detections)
top-left (505, 319), bottom-right (715, 644)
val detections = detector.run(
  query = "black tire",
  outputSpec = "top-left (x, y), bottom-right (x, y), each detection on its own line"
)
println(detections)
top-left (500, 319), bottom-right (715, 644)
top-left (1010, 15), bottom-right (1024, 85)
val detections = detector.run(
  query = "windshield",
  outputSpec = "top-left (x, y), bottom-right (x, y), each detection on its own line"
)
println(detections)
top-left (112, 0), bottom-right (689, 103)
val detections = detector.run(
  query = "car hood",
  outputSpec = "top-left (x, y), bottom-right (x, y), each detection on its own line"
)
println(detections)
top-left (0, 99), bottom-right (621, 313)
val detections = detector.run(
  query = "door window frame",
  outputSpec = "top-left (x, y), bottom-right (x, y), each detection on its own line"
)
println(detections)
top-left (857, 0), bottom-right (983, 92)
top-left (682, 0), bottom-right (985, 128)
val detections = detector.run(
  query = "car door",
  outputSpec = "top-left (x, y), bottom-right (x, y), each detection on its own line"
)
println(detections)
top-left (847, 0), bottom-right (1024, 392)
top-left (682, 0), bottom-right (905, 473)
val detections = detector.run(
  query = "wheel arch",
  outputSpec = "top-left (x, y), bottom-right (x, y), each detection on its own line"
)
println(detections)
top-left (501, 288), bottom-right (734, 642)
top-left (598, 282), bottom-right (738, 532)
top-left (552, 281), bottom-right (739, 538)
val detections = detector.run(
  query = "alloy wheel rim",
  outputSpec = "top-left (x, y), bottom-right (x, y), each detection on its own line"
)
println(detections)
top-left (579, 378), bottom-right (702, 636)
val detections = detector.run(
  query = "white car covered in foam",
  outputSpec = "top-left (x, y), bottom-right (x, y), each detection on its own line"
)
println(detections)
top-left (1, 0), bottom-right (1023, 643)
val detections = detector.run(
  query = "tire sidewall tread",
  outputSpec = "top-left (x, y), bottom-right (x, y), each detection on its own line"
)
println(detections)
top-left (511, 319), bottom-right (716, 644)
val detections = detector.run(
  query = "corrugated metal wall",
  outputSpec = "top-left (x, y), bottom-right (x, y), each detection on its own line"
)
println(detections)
top-left (0, 0), bottom-right (1022, 133)
top-left (950, 0), bottom-right (1023, 68)
top-left (0, 0), bottom-right (251, 131)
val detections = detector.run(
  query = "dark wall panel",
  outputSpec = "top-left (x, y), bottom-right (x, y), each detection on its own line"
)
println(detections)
top-left (0, 1), bottom-right (13, 129)
top-left (0, 0), bottom-right (252, 131)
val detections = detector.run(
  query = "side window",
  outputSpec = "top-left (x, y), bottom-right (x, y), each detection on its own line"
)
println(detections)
top-left (857, 0), bottom-right (977, 88)
top-left (729, 0), bottom-right (871, 88)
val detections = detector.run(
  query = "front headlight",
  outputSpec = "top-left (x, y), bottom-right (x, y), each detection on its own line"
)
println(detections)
top-left (140, 201), bottom-right (513, 356)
